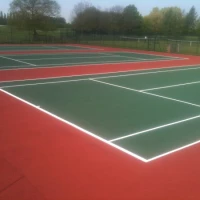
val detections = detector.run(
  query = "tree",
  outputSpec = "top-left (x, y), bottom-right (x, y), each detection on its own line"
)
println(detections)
top-left (161, 7), bottom-right (184, 36)
top-left (108, 10), bottom-right (123, 34)
top-left (0, 11), bottom-right (8, 25)
top-left (184, 6), bottom-right (198, 35)
top-left (9, 0), bottom-right (60, 36)
top-left (146, 7), bottom-right (163, 34)
top-left (73, 6), bottom-right (101, 33)
top-left (98, 11), bottom-right (110, 33)
top-left (122, 5), bottom-right (143, 34)
top-left (142, 16), bottom-right (152, 35)
top-left (71, 1), bottom-right (92, 21)
top-left (0, 12), bottom-right (3, 25)
top-left (109, 6), bottom-right (124, 14)
top-left (196, 18), bottom-right (200, 37)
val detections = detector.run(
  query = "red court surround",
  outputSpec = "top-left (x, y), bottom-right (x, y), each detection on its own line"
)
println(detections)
top-left (1, 46), bottom-right (200, 200)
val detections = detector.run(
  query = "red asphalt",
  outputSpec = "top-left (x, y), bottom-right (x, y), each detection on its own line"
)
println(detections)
top-left (1, 46), bottom-right (200, 200)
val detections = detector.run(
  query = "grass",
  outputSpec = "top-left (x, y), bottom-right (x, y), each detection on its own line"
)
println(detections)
top-left (79, 36), bottom-right (200, 55)
top-left (0, 26), bottom-right (68, 44)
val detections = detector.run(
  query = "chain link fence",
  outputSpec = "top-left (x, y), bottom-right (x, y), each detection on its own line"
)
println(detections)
top-left (1, 26), bottom-right (200, 55)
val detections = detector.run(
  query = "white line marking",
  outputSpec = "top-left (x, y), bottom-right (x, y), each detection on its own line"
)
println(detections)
top-left (0, 55), bottom-right (36, 66)
top-left (142, 90), bottom-right (200, 108)
top-left (95, 52), bottom-right (183, 61)
top-left (65, 45), bottom-right (105, 51)
top-left (142, 80), bottom-right (200, 91)
top-left (41, 44), bottom-right (104, 51)
top-left (19, 55), bottom-right (127, 61)
top-left (90, 79), bottom-right (200, 108)
top-left (94, 65), bottom-right (200, 80)
top-left (110, 115), bottom-right (200, 142)
top-left (146, 140), bottom-right (200, 162)
top-left (120, 50), bottom-right (185, 59)
top-left (5, 52), bottom-right (107, 57)
top-left (99, 52), bottom-right (149, 61)
top-left (0, 57), bottom-right (186, 71)
top-left (20, 52), bottom-right (170, 62)
top-left (61, 45), bottom-right (182, 58)
top-left (41, 45), bottom-right (63, 50)
top-left (0, 89), bottom-right (147, 163)
top-left (3, 76), bottom-right (200, 109)
top-left (91, 79), bottom-right (140, 92)
top-left (0, 60), bottom-right (142, 70)
top-left (1, 78), bottom-right (89, 88)
top-left (0, 64), bottom-right (200, 84)
top-left (0, 60), bottom-right (147, 70)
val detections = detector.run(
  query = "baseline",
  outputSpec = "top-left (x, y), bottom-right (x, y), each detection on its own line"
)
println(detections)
top-left (0, 88), bottom-right (147, 163)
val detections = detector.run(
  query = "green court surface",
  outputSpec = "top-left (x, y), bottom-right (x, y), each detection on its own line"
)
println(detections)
top-left (1, 65), bottom-right (200, 162)
top-left (0, 51), bottom-right (182, 70)
top-left (0, 44), bottom-right (92, 51)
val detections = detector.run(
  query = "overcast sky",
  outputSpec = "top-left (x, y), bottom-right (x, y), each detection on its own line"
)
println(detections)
top-left (1, 0), bottom-right (200, 22)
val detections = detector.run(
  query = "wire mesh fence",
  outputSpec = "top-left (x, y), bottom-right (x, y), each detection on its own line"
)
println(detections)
top-left (0, 26), bottom-right (200, 55)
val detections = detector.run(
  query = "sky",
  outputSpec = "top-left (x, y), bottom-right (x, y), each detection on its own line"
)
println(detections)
top-left (1, 0), bottom-right (200, 22)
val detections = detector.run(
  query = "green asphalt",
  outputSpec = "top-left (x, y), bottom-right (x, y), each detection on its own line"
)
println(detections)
top-left (2, 65), bottom-right (200, 160)
top-left (0, 45), bottom-right (90, 51)
top-left (0, 51), bottom-right (179, 70)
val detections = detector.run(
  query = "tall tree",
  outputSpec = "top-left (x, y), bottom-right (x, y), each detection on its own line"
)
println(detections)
top-left (9, 0), bottom-right (60, 35)
top-left (0, 11), bottom-right (8, 25)
top-left (122, 5), bottom-right (143, 34)
top-left (196, 18), bottom-right (200, 36)
top-left (146, 7), bottom-right (163, 35)
top-left (73, 6), bottom-right (100, 33)
top-left (109, 6), bottom-right (124, 14)
top-left (71, 1), bottom-right (92, 21)
top-left (184, 6), bottom-right (198, 35)
top-left (161, 7), bottom-right (184, 36)
top-left (108, 9), bottom-right (123, 34)
top-left (0, 11), bottom-right (3, 25)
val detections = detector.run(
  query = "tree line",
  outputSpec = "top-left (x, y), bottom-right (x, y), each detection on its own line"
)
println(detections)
top-left (0, 11), bottom-right (8, 25)
top-left (1, 0), bottom-right (200, 38)
top-left (72, 2), bottom-right (200, 36)
top-left (0, 0), bottom-right (66, 33)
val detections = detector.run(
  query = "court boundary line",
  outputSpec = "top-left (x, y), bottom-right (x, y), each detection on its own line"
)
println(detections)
top-left (2, 86), bottom-right (200, 162)
top-left (65, 45), bottom-right (105, 51)
top-left (71, 44), bottom-right (186, 59)
top-left (0, 44), bottom-right (105, 51)
top-left (2, 64), bottom-right (200, 89)
top-left (0, 55), bottom-right (36, 66)
top-left (90, 79), bottom-right (200, 108)
top-left (1, 78), bottom-right (89, 89)
top-left (19, 54), bottom-right (147, 61)
top-left (5, 52), bottom-right (108, 57)
top-left (0, 43), bottom-right (186, 58)
top-left (0, 63), bottom-right (200, 84)
top-left (0, 57), bottom-right (179, 70)
top-left (120, 50), bottom-right (186, 59)
top-left (147, 140), bottom-right (200, 162)
top-left (0, 57), bottom-right (187, 71)
top-left (110, 115), bottom-right (200, 142)
top-left (89, 65), bottom-right (200, 80)
top-left (142, 80), bottom-right (200, 91)
top-left (89, 79), bottom-right (200, 161)
top-left (41, 45), bottom-right (98, 51)
top-left (19, 55), bottom-right (124, 61)
top-left (100, 52), bottom-right (159, 61)
top-left (0, 89), bottom-right (147, 163)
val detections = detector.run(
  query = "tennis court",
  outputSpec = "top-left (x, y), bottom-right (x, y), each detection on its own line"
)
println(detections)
top-left (0, 44), bottom-right (95, 51)
top-left (2, 44), bottom-right (200, 200)
top-left (2, 61), bottom-right (200, 162)
top-left (0, 44), bottom-right (183, 70)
